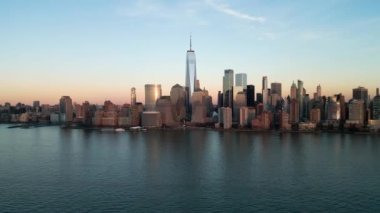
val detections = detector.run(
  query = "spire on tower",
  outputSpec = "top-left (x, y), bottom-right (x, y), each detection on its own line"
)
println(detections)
top-left (190, 34), bottom-right (192, 50)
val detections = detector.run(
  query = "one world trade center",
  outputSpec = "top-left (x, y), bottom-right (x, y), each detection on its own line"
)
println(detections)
top-left (185, 36), bottom-right (197, 118)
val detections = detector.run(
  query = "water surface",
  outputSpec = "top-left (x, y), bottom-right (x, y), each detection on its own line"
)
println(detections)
top-left (0, 125), bottom-right (379, 212)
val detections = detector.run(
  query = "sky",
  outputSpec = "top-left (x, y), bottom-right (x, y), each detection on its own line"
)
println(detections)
top-left (0, 0), bottom-right (379, 105)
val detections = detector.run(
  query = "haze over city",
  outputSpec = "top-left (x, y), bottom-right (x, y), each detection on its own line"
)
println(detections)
top-left (1, 0), bottom-right (379, 105)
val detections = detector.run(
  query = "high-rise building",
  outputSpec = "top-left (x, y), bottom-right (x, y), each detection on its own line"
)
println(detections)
top-left (156, 96), bottom-right (176, 127)
top-left (256, 93), bottom-right (263, 104)
top-left (33, 101), bottom-right (40, 112)
top-left (235, 73), bottom-right (247, 88)
top-left (234, 92), bottom-right (246, 122)
top-left (336, 93), bottom-right (346, 122)
top-left (246, 85), bottom-right (255, 107)
top-left (59, 96), bottom-right (73, 122)
top-left (271, 82), bottom-right (282, 97)
top-left (185, 36), bottom-right (197, 117)
top-left (191, 90), bottom-right (207, 124)
top-left (131, 87), bottom-right (136, 106)
top-left (297, 80), bottom-right (304, 120)
top-left (239, 107), bottom-right (249, 127)
top-left (348, 100), bottom-right (365, 125)
top-left (310, 108), bottom-right (321, 124)
top-left (144, 84), bottom-right (162, 111)
top-left (217, 91), bottom-right (223, 108)
top-left (262, 76), bottom-right (268, 110)
top-left (290, 99), bottom-right (299, 124)
top-left (223, 69), bottom-right (234, 107)
top-left (290, 81), bottom-right (297, 100)
top-left (353, 86), bottom-right (368, 103)
top-left (317, 84), bottom-right (321, 99)
top-left (373, 92), bottom-right (380, 120)
top-left (222, 107), bottom-right (232, 129)
top-left (170, 84), bottom-right (186, 122)
top-left (185, 36), bottom-right (197, 99)
top-left (326, 96), bottom-right (340, 120)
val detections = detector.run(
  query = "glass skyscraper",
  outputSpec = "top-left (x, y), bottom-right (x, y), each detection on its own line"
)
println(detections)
top-left (185, 36), bottom-right (197, 99)
top-left (185, 36), bottom-right (197, 119)
top-left (235, 73), bottom-right (247, 88)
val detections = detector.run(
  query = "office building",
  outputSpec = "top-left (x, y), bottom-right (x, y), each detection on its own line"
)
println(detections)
top-left (156, 96), bottom-right (176, 127)
top-left (348, 100), bottom-right (365, 125)
top-left (223, 69), bottom-right (234, 107)
top-left (59, 96), bottom-right (73, 122)
top-left (191, 90), bottom-right (207, 124)
top-left (353, 86), bottom-right (368, 103)
top-left (262, 76), bottom-right (269, 110)
top-left (290, 99), bottom-right (299, 124)
top-left (222, 107), bottom-right (232, 129)
top-left (290, 82), bottom-right (297, 100)
top-left (297, 80), bottom-right (304, 120)
top-left (271, 82), bottom-right (282, 97)
top-left (310, 108), bottom-right (321, 124)
top-left (170, 84), bottom-right (186, 122)
top-left (144, 84), bottom-right (162, 111)
top-left (235, 73), bottom-right (247, 88)
top-left (373, 92), bottom-right (380, 120)
top-left (234, 91), bottom-right (246, 122)
top-left (142, 111), bottom-right (162, 128)
top-left (246, 85), bottom-right (255, 107)
top-left (131, 87), bottom-right (136, 106)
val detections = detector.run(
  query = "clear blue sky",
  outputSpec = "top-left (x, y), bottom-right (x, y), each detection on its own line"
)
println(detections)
top-left (0, 0), bottom-right (379, 104)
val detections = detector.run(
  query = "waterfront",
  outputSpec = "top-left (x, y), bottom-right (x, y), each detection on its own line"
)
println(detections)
top-left (1, 124), bottom-right (380, 212)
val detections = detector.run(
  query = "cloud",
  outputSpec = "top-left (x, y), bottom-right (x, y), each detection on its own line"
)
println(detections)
top-left (117, 0), bottom-right (169, 18)
top-left (205, 0), bottom-right (265, 23)
top-left (116, 0), bottom-right (210, 26)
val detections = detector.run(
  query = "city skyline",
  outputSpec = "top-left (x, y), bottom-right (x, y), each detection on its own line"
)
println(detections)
top-left (1, 0), bottom-right (380, 105)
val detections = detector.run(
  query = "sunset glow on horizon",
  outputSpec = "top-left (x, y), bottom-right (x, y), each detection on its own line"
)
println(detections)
top-left (1, 0), bottom-right (379, 105)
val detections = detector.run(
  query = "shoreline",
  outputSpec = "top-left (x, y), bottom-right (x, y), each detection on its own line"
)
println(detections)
top-left (2, 123), bottom-right (380, 135)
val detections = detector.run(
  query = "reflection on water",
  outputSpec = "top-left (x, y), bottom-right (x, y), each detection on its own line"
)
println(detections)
top-left (0, 125), bottom-right (380, 212)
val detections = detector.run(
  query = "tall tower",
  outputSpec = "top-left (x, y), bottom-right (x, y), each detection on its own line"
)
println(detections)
top-left (297, 80), bottom-right (304, 120)
top-left (185, 35), bottom-right (197, 118)
top-left (290, 81), bottom-right (297, 100)
top-left (317, 84), bottom-right (321, 98)
top-left (223, 69), bottom-right (234, 107)
top-left (185, 35), bottom-right (197, 100)
top-left (262, 76), bottom-right (268, 110)
top-left (131, 87), bottom-right (136, 106)
top-left (235, 73), bottom-right (247, 88)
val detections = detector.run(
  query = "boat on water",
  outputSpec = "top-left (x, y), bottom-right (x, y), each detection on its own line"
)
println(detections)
top-left (130, 126), bottom-right (147, 131)
top-left (115, 128), bottom-right (125, 132)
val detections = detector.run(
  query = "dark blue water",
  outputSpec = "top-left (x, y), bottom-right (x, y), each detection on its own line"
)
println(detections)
top-left (0, 125), bottom-right (380, 212)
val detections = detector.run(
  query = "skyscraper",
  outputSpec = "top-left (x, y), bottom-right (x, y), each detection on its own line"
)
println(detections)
top-left (262, 76), bottom-right (268, 110)
top-left (185, 36), bottom-right (197, 102)
top-left (317, 84), bottom-right (321, 98)
top-left (131, 87), bottom-right (136, 106)
top-left (223, 69), bottom-right (234, 107)
top-left (145, 84), bottom-right (162, 111)
top-left (235, 73), bottom-right (247, 88)
top-left (297, 80), bottom-right (304, 120)
top-left (59, 96), bottom-right (73, 122)
top-left (373, 88), bottom-right (380, 120)
top-left (353, 86), bottom-right (368, 103)
top-left (271, 82), bottom-right (282, 97)
top-left (170, 84), bottom-right (186, 121)
top-left (246, 85), bottom-right (255, 107)
top-left (290, 81), bottom-right (297, 100)
top-left (348, 100), bottom-right (365, 125)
